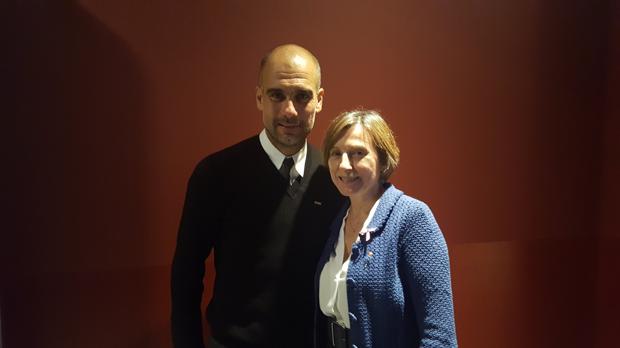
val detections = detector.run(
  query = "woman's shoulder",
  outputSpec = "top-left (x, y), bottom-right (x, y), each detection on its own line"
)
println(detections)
top-left (396, 193), bottom-right (429, 210)
top-left (387, 190), bottom-right (443, 242)
top-left (388, 190), bottom-right (434, 222)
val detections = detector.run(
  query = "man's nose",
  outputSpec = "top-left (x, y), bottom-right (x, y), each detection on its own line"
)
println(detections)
top-left (282, 99), bottom-right (298, 118)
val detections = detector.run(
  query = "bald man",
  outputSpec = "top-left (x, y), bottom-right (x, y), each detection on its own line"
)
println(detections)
top-left (171, 45), bottom-right (344, 348)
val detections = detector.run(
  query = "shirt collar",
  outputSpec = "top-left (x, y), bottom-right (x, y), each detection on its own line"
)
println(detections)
top-left (259, 129), bottom-right (307, 178)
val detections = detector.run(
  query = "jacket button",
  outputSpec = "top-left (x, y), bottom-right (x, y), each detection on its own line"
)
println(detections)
top-left (346, 278), bottom-right (356, 285)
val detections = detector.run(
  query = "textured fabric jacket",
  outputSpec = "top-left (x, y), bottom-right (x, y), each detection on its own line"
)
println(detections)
top-left (315, 184), bottom-right (458, 348)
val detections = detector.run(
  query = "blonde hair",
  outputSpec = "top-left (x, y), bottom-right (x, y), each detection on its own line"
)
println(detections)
top-left (323, 109), bottom-right (400, 180)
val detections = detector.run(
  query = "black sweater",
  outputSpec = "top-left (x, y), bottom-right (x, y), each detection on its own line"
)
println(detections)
top-left (171, 135), bottom-right (343, 348)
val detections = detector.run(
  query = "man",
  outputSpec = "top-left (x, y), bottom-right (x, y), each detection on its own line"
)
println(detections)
top-left (171, 44), bottom-right (344, 348)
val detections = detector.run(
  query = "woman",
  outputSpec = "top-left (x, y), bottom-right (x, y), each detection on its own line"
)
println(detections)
top-left (316, 110), bottom-right (457, 348)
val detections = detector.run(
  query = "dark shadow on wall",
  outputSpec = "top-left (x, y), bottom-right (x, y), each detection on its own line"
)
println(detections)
top-left (513, 2), bottom-right (613, 346)
top-left (2, 0), bottom-right (150, 347)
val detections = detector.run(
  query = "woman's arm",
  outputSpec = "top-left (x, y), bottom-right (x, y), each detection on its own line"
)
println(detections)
top-left (399, 200), bottom-right (458, 348)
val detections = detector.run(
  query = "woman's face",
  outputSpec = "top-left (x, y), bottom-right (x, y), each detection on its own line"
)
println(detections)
top-left (327, 124), bottom-right (382, 202)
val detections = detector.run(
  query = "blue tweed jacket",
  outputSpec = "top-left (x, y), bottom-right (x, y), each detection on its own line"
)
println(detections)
top-left (315, 184), bottom-right (458, 348)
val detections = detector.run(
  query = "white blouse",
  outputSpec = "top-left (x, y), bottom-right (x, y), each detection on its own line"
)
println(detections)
top-left (319, 199), bottom-right (381, 328)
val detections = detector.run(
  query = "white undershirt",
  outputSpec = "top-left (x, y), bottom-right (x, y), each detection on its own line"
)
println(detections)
top-left (258, 129), bottom-right (306, 183)
top-left (319, 198), bottom-right (381, 328)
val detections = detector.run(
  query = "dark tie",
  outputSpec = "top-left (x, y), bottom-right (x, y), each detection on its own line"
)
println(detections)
top-left (279, 157), bottom-right (301, 197)
top-left (279, 157), bottom-right (294, 181)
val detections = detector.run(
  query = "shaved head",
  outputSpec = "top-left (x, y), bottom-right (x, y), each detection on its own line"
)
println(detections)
top-left (258, 44), bottom-right (321, 89)
top-left (255, 43), bottom-right (324, 155)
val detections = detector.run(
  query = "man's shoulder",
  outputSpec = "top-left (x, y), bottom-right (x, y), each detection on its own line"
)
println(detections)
top-left (305, 142), bottom-right (327, 174)
top-left (210, 135), bottom-right (261, 159)
top-left (187, 135), bottom-right (262, 181)
top-left (197, 135), bottom-right (260, 165)
top-left (306, 142), bottom-right (322, 162)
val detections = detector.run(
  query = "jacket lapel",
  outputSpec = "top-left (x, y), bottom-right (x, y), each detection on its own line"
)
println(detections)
top-left (365, 184), bottom-right (404, 235)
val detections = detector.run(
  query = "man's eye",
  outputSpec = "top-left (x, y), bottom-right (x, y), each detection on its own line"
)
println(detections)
top-left (351, 151), bottom-right (366, 158)
top-left (295, 92), bottom-right (312, 104)
top-left (330, 150), bottom-right (341, 157)
top-left (268, 92), bottom-right (286, 102)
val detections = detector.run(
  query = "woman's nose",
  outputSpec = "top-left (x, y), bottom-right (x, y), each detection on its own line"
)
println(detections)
top-left (339, 153), bottom-right (352, 170)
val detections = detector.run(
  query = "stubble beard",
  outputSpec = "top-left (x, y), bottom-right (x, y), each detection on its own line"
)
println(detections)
top-left (266, 126), bottom-right (308, 155)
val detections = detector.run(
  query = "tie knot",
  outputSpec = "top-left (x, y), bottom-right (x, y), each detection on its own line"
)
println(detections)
top-left (279, 157), bottom-right (295, 180)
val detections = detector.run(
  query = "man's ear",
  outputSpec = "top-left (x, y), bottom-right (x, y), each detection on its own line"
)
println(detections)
top-left (315, 88), bottom-right (325, 113)
top-left (256, 86), bottom-right (263, 111)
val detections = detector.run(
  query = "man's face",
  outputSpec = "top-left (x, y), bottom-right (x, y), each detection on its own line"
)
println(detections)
top-left (256, 53), bottom-right (324, 156)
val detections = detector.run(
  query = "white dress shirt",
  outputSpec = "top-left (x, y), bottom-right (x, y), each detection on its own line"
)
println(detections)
top-left (259, 129), bottom-right (306, 183)
top-left (319, 198), bottom-right (381, 328)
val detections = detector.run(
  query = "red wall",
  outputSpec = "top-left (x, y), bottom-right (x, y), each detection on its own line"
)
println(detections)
top-left (2, 0), bottom-right (617, 347)
top-left (595, 0), bottom-right (620, 345)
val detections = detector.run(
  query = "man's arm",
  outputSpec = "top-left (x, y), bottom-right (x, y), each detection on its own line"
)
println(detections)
top-left (171, 160), bottom-right (218, 348)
